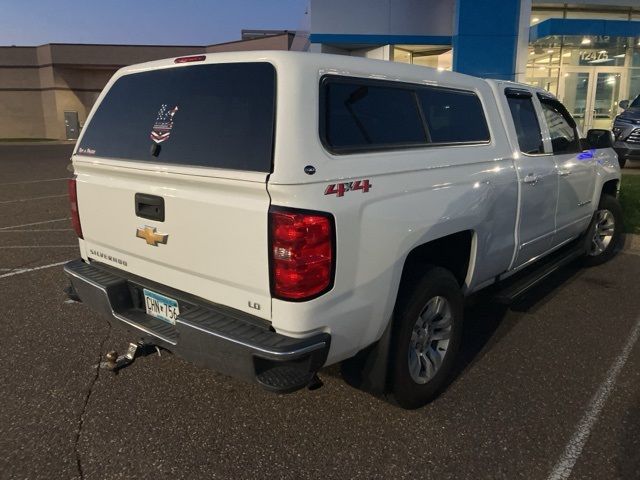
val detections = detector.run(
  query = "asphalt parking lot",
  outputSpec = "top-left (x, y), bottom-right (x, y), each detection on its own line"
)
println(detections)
top-left (1, 144), bottom-right (639, 480)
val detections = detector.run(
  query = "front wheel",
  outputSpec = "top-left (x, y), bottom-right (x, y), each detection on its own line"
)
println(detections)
top-left (389, 266), bottom-right (464, 409)
top-left (583, 194), bottom-right (623, 267)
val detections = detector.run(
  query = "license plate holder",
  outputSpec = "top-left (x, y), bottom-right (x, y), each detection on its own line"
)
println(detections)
top-left (143, 288), bottom-right (180, 325)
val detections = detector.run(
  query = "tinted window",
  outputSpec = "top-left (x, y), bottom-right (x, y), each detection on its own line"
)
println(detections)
top-left (418, 89), bottom-right (490, 143)
top-left (540, 100), bottom-right (580, 154)
top-left (323, 81), bottom-right (426, 149)
top-left (506, 96), bottom-right (544, 154)
top-left (77, 63), bottom-right (276, 172)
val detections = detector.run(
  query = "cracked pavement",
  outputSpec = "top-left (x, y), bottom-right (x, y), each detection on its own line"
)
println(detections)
top-left (1, 144), bottom-right (640, 480)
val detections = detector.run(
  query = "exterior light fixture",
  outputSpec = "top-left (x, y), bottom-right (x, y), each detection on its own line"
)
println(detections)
top-left (581, 37), bottom-right (591, 45)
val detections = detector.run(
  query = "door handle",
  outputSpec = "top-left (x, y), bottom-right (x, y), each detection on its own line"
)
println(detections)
top-left (558, 169), bottom-right (572, 177)
top-left (523, 173), bottom-right (542, 185)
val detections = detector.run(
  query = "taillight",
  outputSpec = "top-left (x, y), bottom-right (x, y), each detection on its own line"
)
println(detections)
top-left (174, 55), bottom-right (206, 64)
top-left (269, 207), bottom-right (335, 301)
top-left (68, 178), bottom-right (83, 239)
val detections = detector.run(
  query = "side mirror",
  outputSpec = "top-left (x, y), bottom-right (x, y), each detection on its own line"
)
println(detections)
top-left (619, 100), bottom-right (629, 110)
top-left (584, 129), bottom-right (615, 149)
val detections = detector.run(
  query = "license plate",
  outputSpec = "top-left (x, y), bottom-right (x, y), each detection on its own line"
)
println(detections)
top-left (143, 288), bottom-right (180, 325)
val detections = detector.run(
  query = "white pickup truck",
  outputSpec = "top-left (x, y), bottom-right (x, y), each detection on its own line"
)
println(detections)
top-left (65, 51), bottom-right (622, 408)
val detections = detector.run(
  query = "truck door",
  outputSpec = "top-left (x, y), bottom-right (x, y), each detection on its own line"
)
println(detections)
top-left (537, 95), bottom-right (596, 245)
top-left (504, 88), bottom-right (558, 268)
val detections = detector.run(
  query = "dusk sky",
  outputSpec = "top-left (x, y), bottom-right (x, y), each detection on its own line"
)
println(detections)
top-left (0, 0), bottom-right (308, 46)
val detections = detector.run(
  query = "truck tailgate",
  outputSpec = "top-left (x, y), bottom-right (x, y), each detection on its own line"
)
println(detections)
top-left (75, 161), bottom-right (272, 319)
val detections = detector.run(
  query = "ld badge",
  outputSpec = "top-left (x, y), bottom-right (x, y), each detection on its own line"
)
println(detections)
top-left (150, 104), bottom-right (179, 144)
top-left (136, 226), bottom-right (168, 246)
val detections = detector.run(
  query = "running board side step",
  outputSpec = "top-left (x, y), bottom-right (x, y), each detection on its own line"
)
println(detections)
top-left (494, 244), bottom-right (585, 304)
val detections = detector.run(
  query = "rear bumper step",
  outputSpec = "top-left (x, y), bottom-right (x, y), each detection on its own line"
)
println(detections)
top-left (64, 259), bottom-right (330, 393)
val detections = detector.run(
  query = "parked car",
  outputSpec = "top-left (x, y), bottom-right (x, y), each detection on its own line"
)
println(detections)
top-left (613, 95), bottom-right (640, 167)
top-left (64, 52), bottom-right (622, 408)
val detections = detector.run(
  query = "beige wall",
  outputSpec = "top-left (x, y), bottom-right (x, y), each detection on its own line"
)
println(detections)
top-left (0, 44), bottom-right (204, 139)
top-left (0, 37), bottom-right (292, 140)
top-left (0, 91), bottom-right (46, 138)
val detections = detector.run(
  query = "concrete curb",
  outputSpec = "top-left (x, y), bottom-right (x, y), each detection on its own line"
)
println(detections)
top-left (623, 233), bottom-right (640, 252)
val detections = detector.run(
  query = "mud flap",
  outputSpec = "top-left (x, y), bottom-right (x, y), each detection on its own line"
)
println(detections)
top-left (341, 318), bottom-right (393, 394)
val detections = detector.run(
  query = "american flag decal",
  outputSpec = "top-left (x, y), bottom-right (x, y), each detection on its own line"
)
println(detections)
top-left (150, 104), bottom-right (179, 144)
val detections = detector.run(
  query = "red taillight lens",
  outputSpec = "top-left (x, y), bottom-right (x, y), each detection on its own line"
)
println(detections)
top-left (270, 208), bottom-right (334, 301)
top-left (174, 55), bottom-right (206, 64)
top-left (68, 178), bottom-right (83, 239)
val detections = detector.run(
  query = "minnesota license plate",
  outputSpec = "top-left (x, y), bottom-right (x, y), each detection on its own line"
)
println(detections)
top-left (143, 288), bottom-right (179, 325)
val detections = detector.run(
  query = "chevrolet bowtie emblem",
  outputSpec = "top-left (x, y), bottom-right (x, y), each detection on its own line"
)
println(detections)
top-left (136, 226), bottom-right (168, 246)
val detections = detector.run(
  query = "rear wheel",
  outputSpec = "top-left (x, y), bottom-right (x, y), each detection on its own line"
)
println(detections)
top-left (583, 194), bottom-right (623, 267)
top-left (389, 266), bottom-right (463, 409)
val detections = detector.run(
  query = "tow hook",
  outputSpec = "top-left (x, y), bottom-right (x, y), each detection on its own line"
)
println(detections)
top-left (103, 342), bottom-right (161, 373)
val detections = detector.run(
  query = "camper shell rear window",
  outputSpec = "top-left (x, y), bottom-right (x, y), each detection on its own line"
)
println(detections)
top-left (77, 62), bottom-right (276, 172)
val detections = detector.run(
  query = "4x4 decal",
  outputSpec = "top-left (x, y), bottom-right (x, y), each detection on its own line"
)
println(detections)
top-left (324, 179), bottom-right (372, 197)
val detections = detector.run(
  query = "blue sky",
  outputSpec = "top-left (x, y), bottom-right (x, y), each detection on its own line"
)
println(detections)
top-left (0, 0), bottom-right (308, 46)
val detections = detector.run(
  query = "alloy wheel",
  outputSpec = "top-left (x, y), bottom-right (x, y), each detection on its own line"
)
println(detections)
top-left (408, 295), bottom-right (452, 384)
top-left (588, 209), bottom-right (615, 256)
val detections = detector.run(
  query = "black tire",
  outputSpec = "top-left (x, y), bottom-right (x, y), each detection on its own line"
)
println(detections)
top-left (388, 266), bottom-right (463, 409)
top-left (618, 157), bottom-right (627, 169)
top-left (583, 194), bottom-right (624, 267)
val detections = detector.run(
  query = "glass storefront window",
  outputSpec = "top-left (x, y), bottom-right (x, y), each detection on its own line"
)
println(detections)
top-left (528, 36), bottom-right (628, 71)
top-left (393, 48), bottom-right (411, 64)
top-left (530, 10), bottom-right (561, 26)
top-left (392, 46), bottom-right (452, 71)
top-left (633, 44), bottom-right (640, 68)
top-left (629, 69), bottom-right (640, 102)
top-left (564, 10), bottom-right (630, 21)
top-left (526, 35), bottom-right (638, 130)
top-left (531, 6), bottom-right (637, 25)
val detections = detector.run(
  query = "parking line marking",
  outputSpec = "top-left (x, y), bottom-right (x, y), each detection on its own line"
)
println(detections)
top-left (547, 315), bottom-right (640, 480)
top-left (0, 217), bottom-right (71, 230)
top-left (0, 177), bottom-right (68, 186)
top-left (0, 194), bottom-right (68, 205)
top-left (0, 245), bottom-right (78, 249)
top-left (0, 260), bottom-right (70, 279)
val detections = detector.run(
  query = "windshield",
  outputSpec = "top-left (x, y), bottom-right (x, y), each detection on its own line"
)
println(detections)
top-left (630, 95), bottom-right (640, 109)
top-left (77, 62), bottom-right (276, 172)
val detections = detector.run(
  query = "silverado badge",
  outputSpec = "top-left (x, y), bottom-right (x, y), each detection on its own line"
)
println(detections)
top-left (136, 226), bottom-right (168, 246)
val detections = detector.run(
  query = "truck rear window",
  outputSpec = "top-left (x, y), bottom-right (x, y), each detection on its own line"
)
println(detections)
top-left (77, 62), bottom-right (276, 172)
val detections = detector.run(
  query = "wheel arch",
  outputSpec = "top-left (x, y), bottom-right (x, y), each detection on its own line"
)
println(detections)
top-left (601, 178), bottom-right (620, 199)
top-left (398, 230), bottom-right (475, 291)
top-left (341, 231), bottom-right (474, 395)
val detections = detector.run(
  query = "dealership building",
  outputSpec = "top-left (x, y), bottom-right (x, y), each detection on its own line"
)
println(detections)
top-left (1, 0), bottom-right (639, 139)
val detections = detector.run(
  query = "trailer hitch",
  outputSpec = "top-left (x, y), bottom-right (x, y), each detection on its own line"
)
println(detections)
top-left (103, 342), bottom-right (161, 373)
